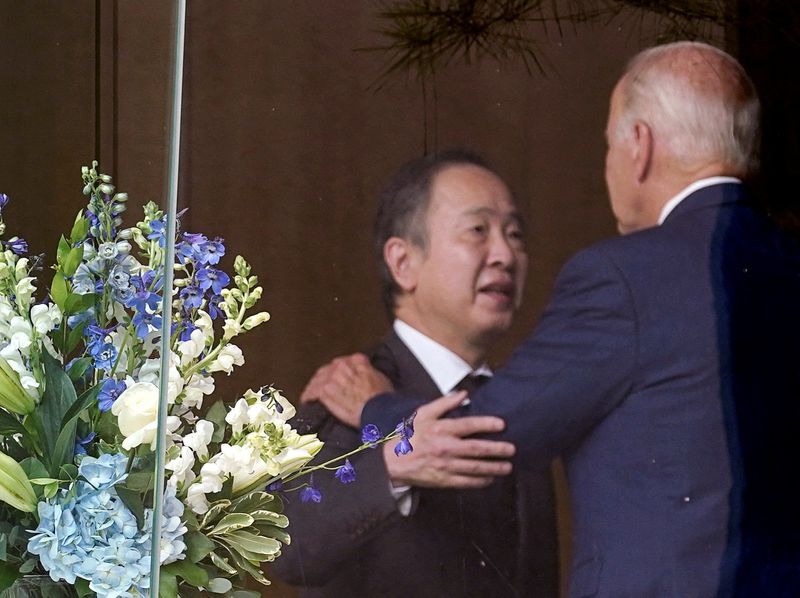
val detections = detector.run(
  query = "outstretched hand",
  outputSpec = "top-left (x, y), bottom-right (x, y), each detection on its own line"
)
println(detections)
top-left (299, 353), bottom-right (393, 428)
top-left (384, 391), bottom-right (515, 489)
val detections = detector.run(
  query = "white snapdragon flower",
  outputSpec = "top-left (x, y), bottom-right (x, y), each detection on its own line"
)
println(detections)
top-left (186, 482), bottom-right (209, 514)
top-left (198, 461), bottom-right (224, 493)
top-left (225, 398), bottom-right (249, 436)
top-left (165, 445), bottom-right (196, 487)
top-left (208, 344), bottom-right (244, 374)
top-left (222, 319), bottom-right (242, 340)
top-left (217, 443), bottom-right (258, 477)
top-left (14, 278), bottom-right (36, 310)
top-left (181, 374), bottom-right (214, 409)
top-left (29, 304), bottom-right (62, 335)
top-left (177, 328), bottom-right (206, 367)
top-left (194, 310), bottom-right (214, 342)
top-left (182, 419), bottom-right (214, 461)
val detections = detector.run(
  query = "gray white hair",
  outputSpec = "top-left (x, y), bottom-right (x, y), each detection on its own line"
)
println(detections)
top-left (615, 41), bottom-right (760, 177)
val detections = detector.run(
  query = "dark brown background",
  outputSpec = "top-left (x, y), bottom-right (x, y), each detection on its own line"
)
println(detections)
top-left (0, 1), bottom-right (739, 595)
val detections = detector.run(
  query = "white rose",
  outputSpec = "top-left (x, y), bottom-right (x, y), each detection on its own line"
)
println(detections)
top-left (112, 382), bottom-right (159, 450)
top-left (208, 344), bottom-right (244, 375)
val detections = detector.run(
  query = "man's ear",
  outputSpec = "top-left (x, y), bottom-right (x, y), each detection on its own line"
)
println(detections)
top-left (632, 120), bottom-right (654, 183)
top-left (384, 237), bottom-right (420, 293)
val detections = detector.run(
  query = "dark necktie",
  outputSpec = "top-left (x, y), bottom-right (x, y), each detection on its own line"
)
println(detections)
top-left (454, 373), bottom-right (490, 396)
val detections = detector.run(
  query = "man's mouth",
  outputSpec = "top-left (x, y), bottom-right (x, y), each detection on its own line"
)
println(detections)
top-left (477, 281), bottom-right (515, 304)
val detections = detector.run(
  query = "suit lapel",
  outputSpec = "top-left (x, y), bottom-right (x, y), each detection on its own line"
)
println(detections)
top-left (369, 329), bottom-right (441, 400)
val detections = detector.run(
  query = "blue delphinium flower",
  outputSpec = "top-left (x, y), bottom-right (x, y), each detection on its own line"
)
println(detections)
top-left (179, 285), bottom-right (203, 310)
top-left (300, 479), bottom-right (322, 504)
top-left (199, 237), bottom-right (225, 265)
top-left (361, 424), bottom-right (381, 447)
top-left (393, 413), bottom-right (416, 456)
top-left (334, 459), bottom-right (356, 484)
top-left (196, 267), bottom-right (230, 295)
top-left (97, 378), bottom-right (126, 412)
top-left (207, 294), bottom-right (223, 320)
top-left (6, 237), bottom-right (27, 255)
top-left (90, 342), bottom-right (118, 372)
top-left (74, 432), bottom-right (96, 456)
top-left (132, 310), bottom-right (162, 339)
top-left (0, 194), bottom-right (9, 211)
top-left (267, 480), bottom-right (284, 492)
top-left (147, 218), bottom-right (167, 248)
top-left (72, 263), bottom-right (96, 295)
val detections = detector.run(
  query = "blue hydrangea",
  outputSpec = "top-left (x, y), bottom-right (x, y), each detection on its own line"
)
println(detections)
top-left (28, 453), bottom-right (187, 598)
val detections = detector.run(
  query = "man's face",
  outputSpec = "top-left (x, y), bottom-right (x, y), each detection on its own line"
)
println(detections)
top-left (405, 164), bottom-right (528, 351)
top-left (604, 83), bottom-right (641, 234)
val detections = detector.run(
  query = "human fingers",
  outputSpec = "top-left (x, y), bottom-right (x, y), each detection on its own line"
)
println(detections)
top-left (436, 415), bottom-right (507, 437)
top-left (446, 457), bottom-right (513, 477)
top-left (416, 391), bottom-right (469, 420)
top-left (443, 436), bottom-right (516, 459)
top-left (299, 364), bottom-right (332, 403)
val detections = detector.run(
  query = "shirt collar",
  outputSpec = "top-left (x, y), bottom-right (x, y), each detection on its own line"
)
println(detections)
top-left (658, 176), bottom-right (742, 225)
top-left (393, 319), bottom-right (492, 394)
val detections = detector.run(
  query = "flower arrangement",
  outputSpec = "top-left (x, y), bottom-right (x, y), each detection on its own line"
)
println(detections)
top-left (0, 163), bottom-right (410, 597)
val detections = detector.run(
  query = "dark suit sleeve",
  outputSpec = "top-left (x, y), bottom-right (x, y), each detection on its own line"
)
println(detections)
top-left (270, 405), bottom-right (403, 586)
top-left (363, 247), bottom-right (638, 465)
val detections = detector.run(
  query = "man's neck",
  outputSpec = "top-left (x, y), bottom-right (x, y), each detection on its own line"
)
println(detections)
top-left (393, 309), bottom-right (487, 368)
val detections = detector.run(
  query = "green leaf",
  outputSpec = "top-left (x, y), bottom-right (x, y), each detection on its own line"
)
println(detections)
top-left (200, 500), bottom-right (231, 530)
top-left (43, 482), bottom-right (58, 499)
top-left (250, 509), bottom-right (288, 528)
top-left (0, 560), bottom-right (20, 592)
top-left (184, 531), bottom-right (215, 564)
top-left (158, 568), bottom-right (178, 598)
top-left (75, 578), bottom-right (92, 597)
top-left (207, 513), bottom-right (254, 536)
top-left (66, 323), bottom-right (88, 355)
top-left (50, 272), bottom-right (68, 309)
top-left (251, 522), bottom-right (290, 545)
top-left (116, 485), bottom-right (145, 528)
top-left (62, 246), bottom-right (84, 278)
top-left (0, 411), bottom-right (26, 439)
top-left (208, 551), bottom-right (237, 575)
top-left (123, 470), bottom-right (153, 493)
top-left (205, 401), bottom-right (227, 444)
top-left (162, 560), bottom-right (209, 588)
top-left (34, 352), bottom-right (80, 475)
top-left (232, 491), bottom-right (283, 515)
top-left (59, 463), bottom-right (78, 481)
top-left (17, 558), bottom-right (35, 574)
top-left (218, 543), bottom-right (270, 585)
top-left (19, 457), bottom-right (48, 481)
top-left (56, 235), bottom-right (70, 265)
top-left (69, 213), bottom-right (89, 245)
top-left (60, 383), bottom-right (101, 428)
top-left (224, 531), bottom-right (281, 558)
top-left (64, 293), bottom-right (97, 316)
top-left (28, 477), bottom-right (60, 486)
top-left (231, 592), bottom-right (262, 598)
top-left (66, 357), bottom-right (92, 384)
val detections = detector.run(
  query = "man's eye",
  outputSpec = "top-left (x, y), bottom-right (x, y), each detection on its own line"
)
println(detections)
top-left (470, 224), bottom-right (487, 234)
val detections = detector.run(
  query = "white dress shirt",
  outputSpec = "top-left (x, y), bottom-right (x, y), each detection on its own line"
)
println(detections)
top-left (389, 319), bottom-right (492, 515)
top-left (658, 176), bottom-right (742, 225)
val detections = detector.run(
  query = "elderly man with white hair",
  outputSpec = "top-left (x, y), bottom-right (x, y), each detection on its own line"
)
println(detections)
top-left (310, 41), bottom-right (800, 596)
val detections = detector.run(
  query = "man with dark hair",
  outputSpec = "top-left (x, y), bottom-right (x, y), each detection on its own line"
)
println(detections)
top-left (272, 151), bottom-right (559, 597)
top-left (308, 42), bottom-right (800, 596)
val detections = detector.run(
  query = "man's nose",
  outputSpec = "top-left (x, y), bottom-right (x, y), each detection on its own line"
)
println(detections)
top-left (487, 231), bottom-right (516, 268)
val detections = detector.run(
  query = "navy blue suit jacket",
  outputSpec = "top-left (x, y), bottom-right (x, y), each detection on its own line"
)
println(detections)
top-left (364, 184), bottom-right (800, 597)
